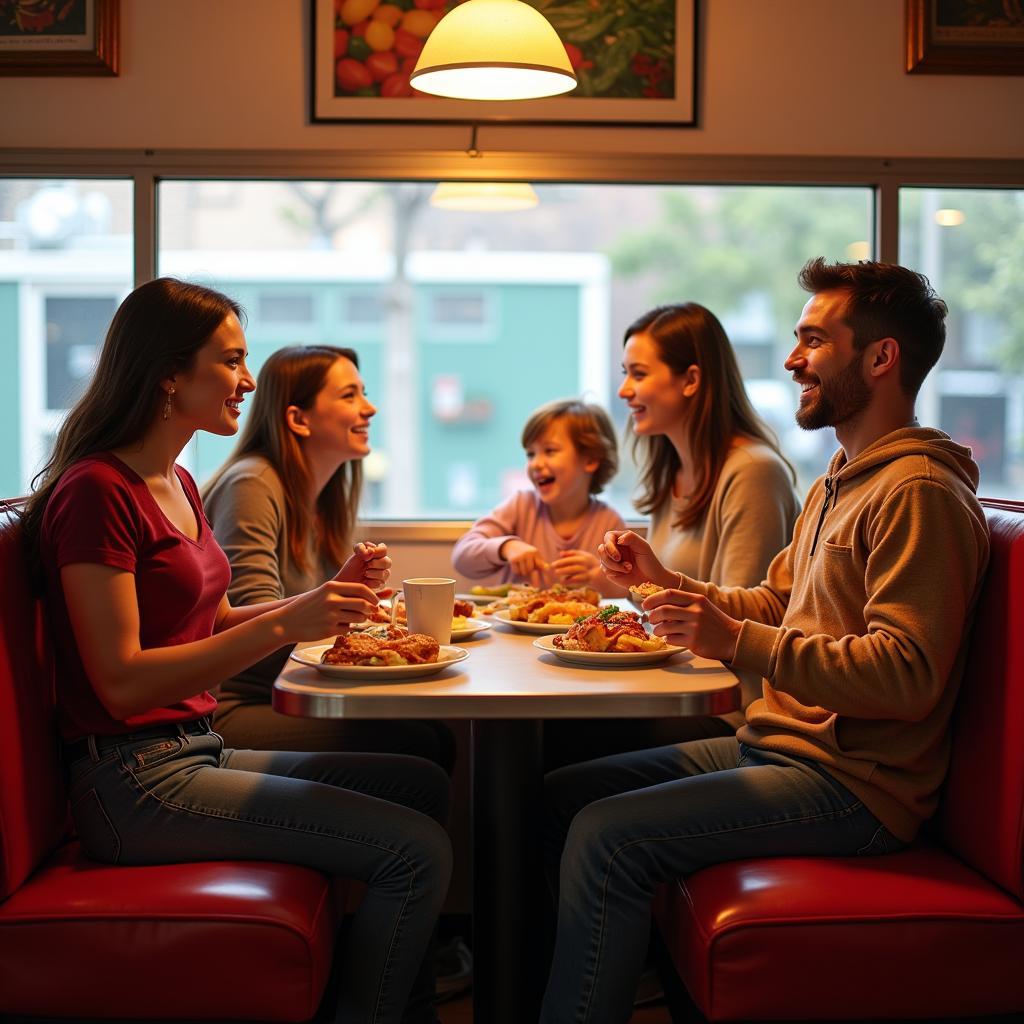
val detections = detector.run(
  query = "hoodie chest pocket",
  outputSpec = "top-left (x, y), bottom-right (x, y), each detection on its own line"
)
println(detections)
top-left (814, 542), bottom-right (867, 626)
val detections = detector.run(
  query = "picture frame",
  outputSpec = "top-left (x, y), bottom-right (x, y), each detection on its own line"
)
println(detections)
top-left (311, 0), bottom-right (697, 126)
top-left (906, 0), bottom-right (1024, 75)
top-left (0, 0), bottom-right (119, 77)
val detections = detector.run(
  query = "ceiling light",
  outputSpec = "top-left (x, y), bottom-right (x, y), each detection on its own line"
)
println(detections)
top-left (411, 0), bottom-right (577, 101)
top-left (430, 181), bottom-right (539, 212)
top-left (935, 208), bottom-right (966, 227)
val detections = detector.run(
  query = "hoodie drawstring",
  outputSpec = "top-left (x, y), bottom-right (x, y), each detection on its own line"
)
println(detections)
top-left (809, 476), bottom-right (840, 557)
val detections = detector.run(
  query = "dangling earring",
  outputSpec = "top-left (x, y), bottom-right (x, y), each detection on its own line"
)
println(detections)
top-left (163, 386), bottom-right (176, 420)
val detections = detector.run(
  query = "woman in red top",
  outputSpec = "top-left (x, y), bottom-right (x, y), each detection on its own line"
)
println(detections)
top-left (22, 278), bottom-right (451, 1024)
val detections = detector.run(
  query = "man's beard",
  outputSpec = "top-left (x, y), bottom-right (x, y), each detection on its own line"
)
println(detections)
top-left (795, 353), bottom-right (871, 431)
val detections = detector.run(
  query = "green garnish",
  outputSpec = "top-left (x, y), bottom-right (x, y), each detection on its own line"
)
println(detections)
top-left (598, 605), bottom-right (620, 620)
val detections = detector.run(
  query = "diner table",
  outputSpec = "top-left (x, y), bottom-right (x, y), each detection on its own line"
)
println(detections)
top-left (272, 617), bottom-right (740, 1024)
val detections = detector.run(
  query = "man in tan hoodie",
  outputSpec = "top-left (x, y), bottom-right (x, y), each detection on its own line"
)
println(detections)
top-left (539, 259), bottom-right (990, 1024)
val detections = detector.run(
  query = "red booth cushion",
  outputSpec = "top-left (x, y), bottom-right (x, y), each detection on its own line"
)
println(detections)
top-left (658, 847), bottom-right (1024, 1021)
top-left (0, 841), bottom-right (339, 1021)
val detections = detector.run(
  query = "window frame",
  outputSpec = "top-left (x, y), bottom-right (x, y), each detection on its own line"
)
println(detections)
top-left (2, 150), bottom-right (1020, 530)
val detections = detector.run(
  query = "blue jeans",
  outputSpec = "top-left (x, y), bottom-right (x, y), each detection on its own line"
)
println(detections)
top-left (540, 736), bottom-right (905, 1024)
top-left (65, 721), bottom-right (452, 1024)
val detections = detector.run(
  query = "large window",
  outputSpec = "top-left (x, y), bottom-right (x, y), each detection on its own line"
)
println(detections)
top-left (157, 180), bottom-right (872, 517)
top-left (900, 188), bottom-right (1024, 498)
top-left (0, 178), bottom-right (132, 496)
top-left (5, 168), bottom-right (1021, 517)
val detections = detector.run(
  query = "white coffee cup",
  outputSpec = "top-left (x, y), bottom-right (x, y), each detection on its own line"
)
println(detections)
top-left (402, 577), bottom-right (456, 645)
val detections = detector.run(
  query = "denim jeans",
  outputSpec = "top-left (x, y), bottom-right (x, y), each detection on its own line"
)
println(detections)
top-left (65, 722), bottom-right (452, 1024)
top-left (540, 736), bottom-right (905, 1024)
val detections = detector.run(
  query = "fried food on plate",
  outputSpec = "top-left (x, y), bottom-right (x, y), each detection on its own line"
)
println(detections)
top-left (484, 584), bottom-right (601, 616)
top-left (321, 631), bottom-right (440, 667)
top-left (629, 581), bottom-right (666, 602)
top-left (510, 599), bottom-right (600, 624)
top-left (553, 607), bottom-right (668, 653)
top-left (366, 598), bottom-right (476, 629)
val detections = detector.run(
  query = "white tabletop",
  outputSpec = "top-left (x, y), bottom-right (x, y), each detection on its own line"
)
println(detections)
top-left (272, 620), bottom-right (741, 720)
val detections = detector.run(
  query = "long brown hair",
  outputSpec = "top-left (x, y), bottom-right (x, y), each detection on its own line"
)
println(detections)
top-left (626, 303), bottom-right (794, 530)
top-left (203, 345), bottom-right (363, 576)
top-left (22, 277), bottom-right (244, 564)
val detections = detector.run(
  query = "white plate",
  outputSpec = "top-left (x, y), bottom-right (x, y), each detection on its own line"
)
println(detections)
top-left (289, 644), bottom-right (469, 681)
top-left (493, 610), bottom-right (573, 635)
top-left (457, 591), bottom-right (499, 605)
top-left (450, 618), bottom-right (493, 641)
top-left (532, 634), bottom-right (686, 667)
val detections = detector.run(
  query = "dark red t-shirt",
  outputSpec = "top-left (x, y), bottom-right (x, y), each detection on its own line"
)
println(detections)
top-left (41, 453), bottom-right (228, 740)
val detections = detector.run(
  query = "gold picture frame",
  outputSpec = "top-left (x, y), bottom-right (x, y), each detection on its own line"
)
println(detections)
top-left (311, 0), bottom-right (697, 126)
top-left (0, 0), bottom-right (119, 77)
top-left (906, 0), bottom-right (1024, 75)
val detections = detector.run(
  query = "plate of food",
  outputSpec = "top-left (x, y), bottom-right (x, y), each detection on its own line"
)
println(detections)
top-left (478, 584), bottom-right (604, 616)
top-left (531, 608), bottom-right (686, 666)
top-left (354, 596), bottom-right (479, 633)
top-left (450, 618), bottom-right (493, 642)
top-left (289, 631), bottom-right (469, 681)
top-left (492, 611), bottom-right (571, 635)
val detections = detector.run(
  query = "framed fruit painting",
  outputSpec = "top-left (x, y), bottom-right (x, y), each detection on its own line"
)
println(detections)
top-left (310, 0), bottom-right (697, 125)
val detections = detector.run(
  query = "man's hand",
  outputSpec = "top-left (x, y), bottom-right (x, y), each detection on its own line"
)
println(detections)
top-left (598, 530), bottom-right (677, 591)
top-left (500, 538), bottom-right (549, 587)
top-left (643, 588), bottom-right (742, 663)
top-left (335, 541), bottom-right (392, 593)
top-left (549, 549), bottom-right (602, 587)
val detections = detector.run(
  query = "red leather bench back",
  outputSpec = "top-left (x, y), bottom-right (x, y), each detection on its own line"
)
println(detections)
top-left (0, 501), bottom-right (68, 900)
top-left (938, 499), bottom-right (1024, 902)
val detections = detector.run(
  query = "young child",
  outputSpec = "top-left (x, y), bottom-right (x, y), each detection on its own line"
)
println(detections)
top-left (452, 399), bottom-right (628, 597)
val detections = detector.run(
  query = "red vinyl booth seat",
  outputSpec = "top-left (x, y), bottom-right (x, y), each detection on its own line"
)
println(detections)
top-left (655, 498), bottom-right (1024, 1021)
top-left (0, 502), bottom-right (340, 1021)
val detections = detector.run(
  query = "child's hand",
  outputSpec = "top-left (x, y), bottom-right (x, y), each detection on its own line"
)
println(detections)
top-left (500, 538), bottom-right (549, 586)
top-left (334, 541), bottom-right (393, 593)
top-left (598, 530), bottom-right (676, 591)
top-left (550, 549), bottom-right (602, 587)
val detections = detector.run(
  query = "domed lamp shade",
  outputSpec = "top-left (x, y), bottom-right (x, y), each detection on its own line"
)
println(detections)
top-left (410, 0), bottom-right (577, 101)
top-left (430, 181), bottom-right (539, 212)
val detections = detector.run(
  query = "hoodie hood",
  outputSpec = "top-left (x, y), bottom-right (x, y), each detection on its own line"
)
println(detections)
top-left (827, 426), bottom-right (980, 494)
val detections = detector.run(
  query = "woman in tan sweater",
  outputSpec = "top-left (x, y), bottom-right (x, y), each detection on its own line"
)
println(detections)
top-left (546, 303), bottom-right (799, 767)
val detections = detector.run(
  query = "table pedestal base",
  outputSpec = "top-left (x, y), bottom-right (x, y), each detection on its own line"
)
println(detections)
top-left (471, 718), bottom-right (545, 1024)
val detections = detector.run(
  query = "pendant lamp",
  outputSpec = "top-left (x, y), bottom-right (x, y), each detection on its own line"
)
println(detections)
top-left (410, 0), bottom-right (577, 102)
top-left (430, 181), bottom-right (539, 212)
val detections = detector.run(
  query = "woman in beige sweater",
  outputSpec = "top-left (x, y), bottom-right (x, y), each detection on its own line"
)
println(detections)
top-left (203, 345), bottom-right (455, 772)
top-left (546, 303), bottom-right (799, 766)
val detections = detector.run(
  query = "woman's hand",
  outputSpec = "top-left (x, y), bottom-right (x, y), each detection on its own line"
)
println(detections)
top-left (598, 530), bottom-right (676, 591)
top-left (643, 588), bottom-right (742, 662)
top-left (550, 549), bottom-right (603, 587)
top-left (500, 538), bottom-right (549, 586)
top-left (336, 541), bottom-right (392, 592)
top-left (279, 581), bottom-right (381, 642)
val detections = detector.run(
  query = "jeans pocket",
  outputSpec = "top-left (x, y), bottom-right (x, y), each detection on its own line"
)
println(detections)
top-left (124, 736), bottom-right (185, 771)
top-left (856, 823), bottom-right (902, 857)
top-left (71, 787), bottom-right (122, 864)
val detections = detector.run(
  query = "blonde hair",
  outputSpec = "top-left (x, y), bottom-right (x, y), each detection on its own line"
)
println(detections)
top-left (521, 399), bottom-right (619, 495)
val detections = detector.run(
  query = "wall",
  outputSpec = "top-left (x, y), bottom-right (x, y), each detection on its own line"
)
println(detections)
top-left (1, 0), bottom-right (1023, 160)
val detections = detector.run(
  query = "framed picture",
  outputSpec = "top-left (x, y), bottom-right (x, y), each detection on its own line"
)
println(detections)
top-left (311, 0), bottom-right (697, 126)
top-left (0, 0), bottom-right (118, 76)
top-left (906, 0), bottom-right (1024, 74)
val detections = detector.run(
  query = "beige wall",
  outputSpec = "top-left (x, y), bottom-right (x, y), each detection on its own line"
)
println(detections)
top-left (2, 0), bottom-right (1023, 159)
